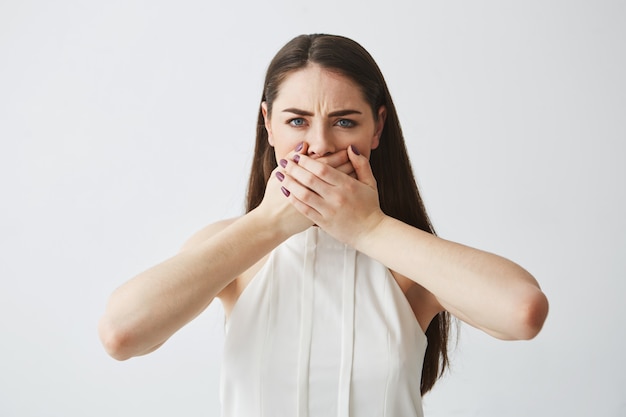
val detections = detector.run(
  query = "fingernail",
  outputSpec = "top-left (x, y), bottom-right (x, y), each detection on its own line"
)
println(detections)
top-left (281, 186), bottom-right (290, 197)
top-left (293, 154), bottom-right (300, 164)
top-left (275, 171), bottom-right (284, 182)
top-left (351, 145), bottom-right (360, 155)
top-left (279, 159), bottom-right (287, 168)
top-left (295, 142), bottom-right (303, 152)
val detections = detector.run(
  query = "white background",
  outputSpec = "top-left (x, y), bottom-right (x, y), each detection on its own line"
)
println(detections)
top-left (1, 1), bottom-right (625, 416)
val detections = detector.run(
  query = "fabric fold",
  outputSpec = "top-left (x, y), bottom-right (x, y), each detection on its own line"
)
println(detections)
top-left (337, 245), bottom-right (356, 417)
top-left (296, 228), bottom-right (317, 417)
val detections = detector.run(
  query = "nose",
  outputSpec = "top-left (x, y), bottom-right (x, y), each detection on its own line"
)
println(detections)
top-left (306, 124), bottom-right (335, 158)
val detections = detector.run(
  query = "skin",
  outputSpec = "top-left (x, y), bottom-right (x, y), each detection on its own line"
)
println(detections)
top-left (261, 65), bottom-right (385, 161)
top-left (98, 64), bottom-right (549, 361)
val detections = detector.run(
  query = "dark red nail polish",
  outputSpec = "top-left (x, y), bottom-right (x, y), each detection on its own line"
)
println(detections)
top-left (281, 186), bottom-right (290, 197)
top-left (295, 142), bottom-right (303, 152)
top-left (351, 145), bottom-right (360, 155)
top-left (279, 159), bottom-right (287, 168)
top-left (293, 154), bottom-right (300, 163)
top-left (276, 171), bottom-right (284, 182)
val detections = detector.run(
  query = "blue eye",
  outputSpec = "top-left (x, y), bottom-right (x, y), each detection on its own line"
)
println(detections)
top-left (289, 118), bottom-right (306, 127)
top-left (336, 119), bottom-right (355, 128)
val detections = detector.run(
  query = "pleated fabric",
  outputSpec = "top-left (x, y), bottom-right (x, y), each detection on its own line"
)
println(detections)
top-left (220, 227), bottom-right (427, 417)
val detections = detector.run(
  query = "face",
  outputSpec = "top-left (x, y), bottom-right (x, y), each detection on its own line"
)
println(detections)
top-left (262, 64), bottom-right (386, 161)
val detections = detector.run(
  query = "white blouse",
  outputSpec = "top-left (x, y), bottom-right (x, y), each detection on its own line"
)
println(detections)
top-left (220, 227), bottom-right (427, 417)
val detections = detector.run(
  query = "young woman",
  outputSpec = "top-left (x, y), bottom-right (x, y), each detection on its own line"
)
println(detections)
top-left (99, 34), bottom-right (549, 417)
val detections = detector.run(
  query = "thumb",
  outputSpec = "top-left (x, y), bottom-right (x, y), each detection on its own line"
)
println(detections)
top-left (348, 145), bottom-right (376, 188)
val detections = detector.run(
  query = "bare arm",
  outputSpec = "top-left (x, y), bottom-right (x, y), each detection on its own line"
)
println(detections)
top-left (97, 146), bottom-right (354, 360)
top-left (98, 209), bottom-right (290, 361)
top-left (278, 145), bottom-right (548, 340)
top-left (356, 216), bottom-right (548, 340)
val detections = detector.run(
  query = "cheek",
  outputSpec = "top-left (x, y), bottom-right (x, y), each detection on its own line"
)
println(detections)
top-left (273, 145), bottom-right (291, 162)
top-left (353, 129), bottom-right (378, 152)
top-left (271, 132), bottom-right (301, 160)
top-left (271, 122), bottom-right (306, 151)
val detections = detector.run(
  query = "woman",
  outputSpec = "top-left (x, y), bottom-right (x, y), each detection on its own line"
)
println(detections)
top-left (98, 34), bottom-right (549, 416)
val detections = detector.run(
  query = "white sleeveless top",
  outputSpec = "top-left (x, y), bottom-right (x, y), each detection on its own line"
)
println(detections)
top-left (220, 227), bottom-right (427, 417)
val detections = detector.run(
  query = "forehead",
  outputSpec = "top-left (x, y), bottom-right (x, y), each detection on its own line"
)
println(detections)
top-left (274, 64), bottom-right (368, 109)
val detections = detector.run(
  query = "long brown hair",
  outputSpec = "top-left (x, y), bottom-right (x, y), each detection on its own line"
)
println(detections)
top-left (246, 34), bottom-right (451, 395)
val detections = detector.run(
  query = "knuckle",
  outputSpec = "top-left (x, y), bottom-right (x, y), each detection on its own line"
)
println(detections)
top-left (317, 164), bottom-right (330, 177)
top-left (300, 191), bottom-right (314, 205)
top-left (305, 172), bottom-right (318, 188)
top-left (335, 193), bottom-right (347, 206)
top-left (345, 181), bottom-right (358, 194)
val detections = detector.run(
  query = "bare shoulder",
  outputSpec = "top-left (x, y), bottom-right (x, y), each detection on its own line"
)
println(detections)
top-left (179, 217), bottom-right (240, 252)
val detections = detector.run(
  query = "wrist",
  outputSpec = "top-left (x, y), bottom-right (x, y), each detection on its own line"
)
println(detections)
top-left (247, 205), bottom-right (294, 243)
top-left (352, 211), bottom-right (388, 253)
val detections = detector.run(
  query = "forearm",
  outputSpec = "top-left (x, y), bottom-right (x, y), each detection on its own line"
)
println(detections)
top-left (98, 208), bottom-right (288, 360)
top-left (355, 215), bottom-right (548, 340)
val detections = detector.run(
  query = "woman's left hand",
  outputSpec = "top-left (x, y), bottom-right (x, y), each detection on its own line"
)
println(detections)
top-left (279, 145), bottom-right (549, 341)
top-left (276, 144), bottom-right (385, 247)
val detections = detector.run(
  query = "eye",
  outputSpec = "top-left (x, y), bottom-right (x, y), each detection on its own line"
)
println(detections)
top-left (288, 118), bottom-right (306, 127)
top-left (336, 119), bottom-right (356, 128)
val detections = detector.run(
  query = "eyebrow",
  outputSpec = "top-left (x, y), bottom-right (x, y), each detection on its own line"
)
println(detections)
top-left (281, 108), bottom-right (363, 117)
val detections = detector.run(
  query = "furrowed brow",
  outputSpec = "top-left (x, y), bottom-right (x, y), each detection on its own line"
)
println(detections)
top-left (328, 109), bottom-right (362, 117)
top-left (281, 108), bottom-right (363, 117)
top-left (282, 108), bottom-right (314, 116)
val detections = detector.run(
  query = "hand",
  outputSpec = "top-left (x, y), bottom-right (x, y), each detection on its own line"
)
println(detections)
top-left (316, 147), bottom-right (357, 179)
top-left (256, 166), bottom-right (312, 240)
top-left (276, 145), bottom-right (385, 247)
top-left (255, 143), bottom-right (356, 239)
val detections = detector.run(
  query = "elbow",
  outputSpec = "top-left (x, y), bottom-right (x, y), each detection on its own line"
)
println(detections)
top-left (98, 316), bottom-right (134, 361)
top-left (514, 289), bottom-right (549, 340)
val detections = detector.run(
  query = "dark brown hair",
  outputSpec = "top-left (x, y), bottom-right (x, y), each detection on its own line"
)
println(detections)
top-left (246, 33), bottom-right (451, 395)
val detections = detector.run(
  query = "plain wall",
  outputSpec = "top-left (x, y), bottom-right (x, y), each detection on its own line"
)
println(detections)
top-left (1, 1), bottom-right (625, 416)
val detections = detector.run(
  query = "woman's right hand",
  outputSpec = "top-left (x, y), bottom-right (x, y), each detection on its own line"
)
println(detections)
top-left (258, 164), bottom-right (314, 237)
top-left (256, 142), bottom-right (355, 239)
top-left (101, 143), bottom-right (362, 361)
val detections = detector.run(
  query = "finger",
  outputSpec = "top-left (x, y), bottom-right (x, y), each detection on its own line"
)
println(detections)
top-left (277, 168), bottom-right (324, 220)
top-left (277, 141), bottom-right (308, 167)
top-left (316, 150), bottom-right (354, 177)
top-left (296, 141), bottom-right (309, 156)
top-left (333, 160), bottom-right (356, 176)
top-left (275, 140), bottom-right (309, 184)
top-left (290, 153), bottom-right (348, 187)
top-left (288, 196), bottom-right (324, 225)
top-left (317, 149), bottom-right (349, 168)
top-left (282, 155), bottom-right (334, 195)
top-left (348, 145), bottom-right (377, 188)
